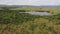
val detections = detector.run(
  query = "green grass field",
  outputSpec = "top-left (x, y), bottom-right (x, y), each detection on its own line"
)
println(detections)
top-left (0, 7), bottom-right (60, 34)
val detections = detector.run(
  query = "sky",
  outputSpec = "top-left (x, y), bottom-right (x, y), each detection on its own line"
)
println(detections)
top-left (0, 0), bottom-right (60, 6)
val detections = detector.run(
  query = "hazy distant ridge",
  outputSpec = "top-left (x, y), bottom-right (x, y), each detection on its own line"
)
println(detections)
top-left (0, 5), bottom-right (60, 8)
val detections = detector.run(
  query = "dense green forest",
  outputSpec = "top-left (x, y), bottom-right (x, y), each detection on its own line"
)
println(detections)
top-left (0, 10), bottom-right (40, 24)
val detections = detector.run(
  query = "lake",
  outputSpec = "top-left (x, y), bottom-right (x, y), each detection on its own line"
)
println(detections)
top-left (19, 12), bottom-right (51, 16)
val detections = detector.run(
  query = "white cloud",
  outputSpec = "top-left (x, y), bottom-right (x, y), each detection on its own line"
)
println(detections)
top-left (0, 0), bottom-right (60, 6)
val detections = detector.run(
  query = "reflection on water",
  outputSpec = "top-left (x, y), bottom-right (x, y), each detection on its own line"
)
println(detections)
top-left (20, 12), bottom-right (51, 16)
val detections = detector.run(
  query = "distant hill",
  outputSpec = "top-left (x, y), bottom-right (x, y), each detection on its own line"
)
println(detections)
top-left (0, 5), bottom-right (60, 8)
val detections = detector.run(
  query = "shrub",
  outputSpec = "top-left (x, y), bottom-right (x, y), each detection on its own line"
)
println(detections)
top-left (29, 23), bottom-right (37, 31)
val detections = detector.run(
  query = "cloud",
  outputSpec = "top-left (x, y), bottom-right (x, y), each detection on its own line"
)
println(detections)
top-left (0, 0), bottom-right (60, 5)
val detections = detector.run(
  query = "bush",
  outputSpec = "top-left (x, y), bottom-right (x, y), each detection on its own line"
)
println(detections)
top-left (29, 23), bottom-right (37, 31)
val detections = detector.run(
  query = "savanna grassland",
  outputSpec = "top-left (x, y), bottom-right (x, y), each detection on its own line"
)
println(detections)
top-left (0, 7), bottom-right (60, 34)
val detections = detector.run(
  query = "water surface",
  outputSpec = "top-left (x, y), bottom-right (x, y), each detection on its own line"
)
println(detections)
top-left (20, 12), bottom-right (51, 16)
